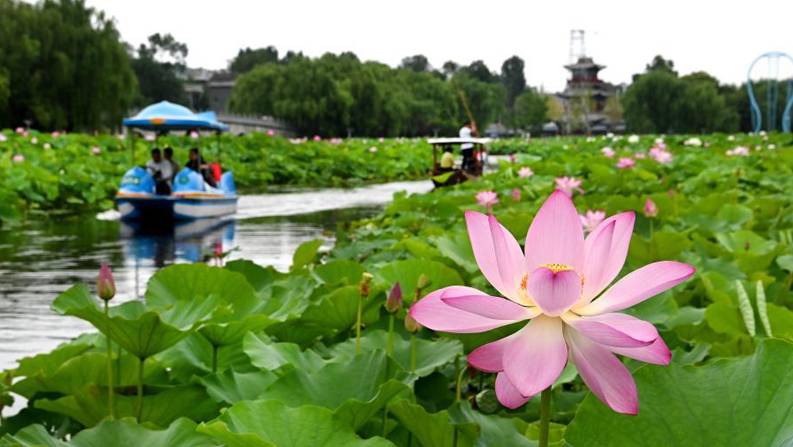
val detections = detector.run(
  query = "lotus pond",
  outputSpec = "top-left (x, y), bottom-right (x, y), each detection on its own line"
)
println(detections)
top-left (2, 133), bottom-right (793, 446)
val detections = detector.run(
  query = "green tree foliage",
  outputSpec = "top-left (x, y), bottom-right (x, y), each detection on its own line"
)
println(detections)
top-left (400, 55), bottom-right (431, 73)
top-left (230, 52), bottom-right (505, 137)
top-left (623, 56), bottom-right (738, 133)
top-left (509, 89), bottom-right (548, 130)
top-left (229, 46), bottom-right (279, 75)
top-left (500, 56), bottom-right (527, 108)
top-left (131, 33), bottom-right (189, 107)
top-left (0, 0), bottom-right (137, 131)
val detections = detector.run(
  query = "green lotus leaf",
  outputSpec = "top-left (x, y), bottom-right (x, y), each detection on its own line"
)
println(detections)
top-left (387, 399), bottom-right (479, 447)
top-left (197, 400), bottom-right (393, 447)
top-left (291, 239), bottom-right (324, 271)
top-left (376, 259), bottom-right (464, 303)
top-left (432, 232), bottom-right (478, 273)
top-left (565, 339), bottom-right (793, 446)
top-left (0, 417), bottom-right (214, 447)
top-left (259, 350), bottom-right (410, 430)
top-left (448, 401), bottom-right (535, 447)
top-left (313, 259), bottom-right (364, 285)
top-left (329, 330), bottom-right (463, 377)
top-left (225, 260), bottom-right (285, 294)
top-left (242, 332), bottom-right (326, 373)
top-left (35, 385), bottom-right (219, 428)
top-left (200, 368), bottom-right (277, 405)
top-left (52, 285), bottom-right (193, 359)
top-left (12, 334), bottom-right (95, 377)
top-left (155, 333), bottom-right (252, 381)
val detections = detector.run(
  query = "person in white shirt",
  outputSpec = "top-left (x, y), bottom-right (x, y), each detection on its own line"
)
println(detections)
top-left (145, 148), bottom-right (173, 194)
top-left (459, 122), bottom-right (475, 171)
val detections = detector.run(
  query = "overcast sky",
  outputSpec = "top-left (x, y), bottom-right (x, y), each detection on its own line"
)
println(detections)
top-left (87, 0), bottom-right (793, 91)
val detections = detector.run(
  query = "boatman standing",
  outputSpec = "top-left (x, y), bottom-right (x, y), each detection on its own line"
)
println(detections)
top-left (146, 148), bottom-right (173, 194)
top-left (459, 121), bottom-right (475, 171)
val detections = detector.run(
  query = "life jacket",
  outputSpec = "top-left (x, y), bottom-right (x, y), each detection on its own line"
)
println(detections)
top-left (210, 163), bottom-right (222, 182)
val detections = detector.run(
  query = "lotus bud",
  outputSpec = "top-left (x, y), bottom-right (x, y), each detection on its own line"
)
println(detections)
top-left (359, 272), bottom-right (373, 298)
top-left (385, 282), bottom-right (402, 313)
top-left (404, 313), bottom-right (422, 333)
top-left (643, 198), bottom-right (658, 218)
top-left (97, 263), bottom-right (116, 301)
top-left (416, 274), bottom-right (431, 291)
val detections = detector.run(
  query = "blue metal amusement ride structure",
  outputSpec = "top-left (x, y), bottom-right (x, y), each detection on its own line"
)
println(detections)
top-left (746, 52), bottom-right (793, 133)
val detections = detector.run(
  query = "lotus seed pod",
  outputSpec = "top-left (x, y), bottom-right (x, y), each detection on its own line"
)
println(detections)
top-left (359, 272), bottom-right (374, 297)
top-left (404, 313), bottom-right (422, 333)
top-left (416, 274), bottom-right (431, 290)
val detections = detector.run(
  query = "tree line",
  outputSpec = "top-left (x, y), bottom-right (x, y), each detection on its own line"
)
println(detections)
top-left (0, 0), bottom-right (788, 135)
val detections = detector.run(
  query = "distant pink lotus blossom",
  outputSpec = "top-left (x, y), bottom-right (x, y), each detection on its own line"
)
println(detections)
top-left (726, 146), bottom-right (750, 157)
top-left (190, 131), bottom-right (199, 139)
top-left (616, 157), bottom-right (635, 169)
top-left (91, 146), bottom-right (102, 155)
top-left (30, 137), bottom-right (38, 144)
top-left (0, 133), bottom-right (6, 142)
top-left (313, 135), bottom-right (321, 141)
top-left (43, 143), bottom-right (51, 150)
top-left (51, 131), bottom-right (60, 138)
top-left (12, 154), bottom-right (24, 163)
top-left (290, 138), bottom-right (305, 145)
top-left (329, 138), bottom-right (343, 145)
top-left (266, 129), bottom-right (275, 136)
top-left (144, 134), bottom-right (155, 141)
top-left (580, 210), bottom-right (606, 233)
top-left (601, 147), bottom-right (615, 158)
top-left (409, 192), bottom-right (695, 413)
top-left (555, 177), bottom-right (583, 197)
top-left (509, 153), bottom-right (517, 163)
top-left (15, 127), bottom-right (24, 134)
top-left (649, 147), bottom-right (672, 164)
top-left (644, 199), bottom-right (658, 218)
top-left (511, 188), bottom-right (521, 202)
top-left (378, 137), bottom-right (385, 143)
top-left (518, 167), bottom-right (534, 178)
top-left (476, 191), bottom-right (499, 212)
top-left (634, 152), bottom-right (646, 160)
top-left (369, 146), bottom-right (378, 153)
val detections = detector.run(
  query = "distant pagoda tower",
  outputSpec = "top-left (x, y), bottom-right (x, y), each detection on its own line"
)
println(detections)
top-left (557, 30), bottom-right (621, 134)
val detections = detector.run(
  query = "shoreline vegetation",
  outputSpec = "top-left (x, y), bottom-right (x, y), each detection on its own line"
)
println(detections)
top-left (2, 132), bottom-right (793, 445)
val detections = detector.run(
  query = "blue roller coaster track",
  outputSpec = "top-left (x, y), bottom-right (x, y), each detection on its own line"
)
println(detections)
top-left (747, 52), bottom-right (793, 133)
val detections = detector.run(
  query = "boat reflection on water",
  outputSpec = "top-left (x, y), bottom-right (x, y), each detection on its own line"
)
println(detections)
top-left (119, 218), bottom-right (235, 296)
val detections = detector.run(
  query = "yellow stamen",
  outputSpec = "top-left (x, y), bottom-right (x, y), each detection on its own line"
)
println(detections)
top-left (541, 263), bottom-right (574, 274)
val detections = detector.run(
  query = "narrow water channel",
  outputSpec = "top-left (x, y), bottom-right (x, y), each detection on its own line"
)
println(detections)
top-left (0, 180), bottom-right (433, 370)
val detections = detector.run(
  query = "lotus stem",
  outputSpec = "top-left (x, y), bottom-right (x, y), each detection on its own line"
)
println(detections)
top-left (104, 301), bottom-right (114, 419)
top-left (355, 294), bottom-right (363, 354)
top-left (212, 344), bottom-right (218, 373)
top-left (136, 356), bottom-right (145, 422)
top-left (455, 365), bottom-right (466, 402)
top-left (409, 333), bottom-right (417, 372)
top-left (649, 219), bottom-right (654, 240)
top-left (386, 314), bottom-right (395, 356)
top-left (539, 387), bottom-right (552, 447)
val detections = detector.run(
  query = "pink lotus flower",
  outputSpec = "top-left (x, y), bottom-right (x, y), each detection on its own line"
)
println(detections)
top-left (476, 191), bottom-right (499, 212)
top-left (266, 129), bottom-right (275, 136)
top-left (409, 192), bottom-right (694, 413)
top-left (190, 131), bottom-right (199, 139)
top-left (644, 198), bottom-right (658, 218)
top-left (726, 146), bottom-right (749, 157)
top-left (634, 152), bottom-right (646, 160)
top-left (649, 147), bottom-right (672, 164)
top-left (43, 143), bottom-right (51, 150)
top-left (369, 146), bottom-right (378, 153)
top-left (144, 134), bottom-right (155, 141)
top-left (616, 157), bottom-right (635, 169)
top-left (511, 188), bottom-right (521, 202)
top-left (313, 135), bottom-right (321, 141)
top-left (51, 131), bottom-right (60, 138)
top-left (0, 133), bottom-right (6, 142)
top-left (518, 167), bottom-right (534, 178)
top-left (30, 137), bottom-right (38, 144)
top-left (91, 146), bottom-right (102, 155)
top-left (15, 127), bottom-right (24, 134)
top-left (378, 137), bottom-right (385, 143)
top-left (12, 154), bottom-right (24, 163)
top-left (601, 147), bottom-right (615, 158)
top-left (555, 177), bottom-right (583, 197)
top-left (580, 210), bottom-right (605, 233)
top-left (509, 153), bottom-right (517, 164)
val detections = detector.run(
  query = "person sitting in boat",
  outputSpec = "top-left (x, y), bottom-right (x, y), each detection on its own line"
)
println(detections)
top-left (439, 145), bottom-right (455, 172)
top-left (185, 148), bottom-right (217, 188)
top-left (146, 148), bottom-right (173, 194)
top-left (163, 147), bottom-right (179, 183)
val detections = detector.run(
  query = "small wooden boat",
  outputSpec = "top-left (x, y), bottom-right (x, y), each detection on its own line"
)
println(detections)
top-left (427, 137), bottom-right (491, 187)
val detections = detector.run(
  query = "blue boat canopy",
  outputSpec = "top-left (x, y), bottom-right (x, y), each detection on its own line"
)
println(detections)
top-left (122, 101), bottom-right (229, 132)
